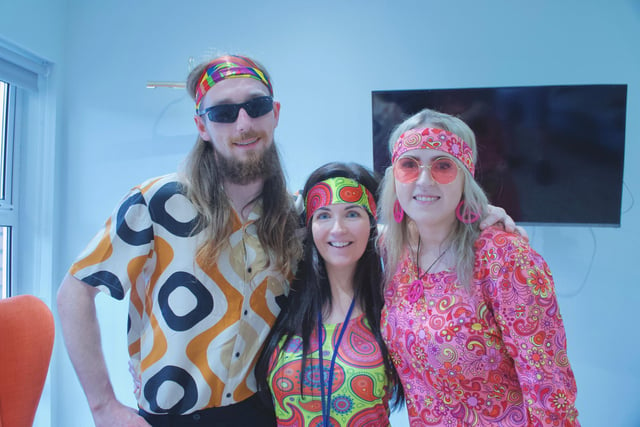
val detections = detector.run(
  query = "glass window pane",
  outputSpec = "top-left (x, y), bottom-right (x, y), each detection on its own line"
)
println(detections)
top-left (0, 226), bottom-right (10, 298)
top-left (0, 81), bottom-right (9, 297)
top-left (0, 80), bottom-right (6, 200)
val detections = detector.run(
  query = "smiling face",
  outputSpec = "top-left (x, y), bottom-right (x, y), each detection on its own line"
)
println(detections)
top-left (395, 148), bottom-right (464, 232)
top-left (311, 203), bottom-right (371, 275)
top-left (194, 77), bottom-right (280, 179)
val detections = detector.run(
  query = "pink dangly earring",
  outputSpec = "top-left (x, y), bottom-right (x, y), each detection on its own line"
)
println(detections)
top-left (393, 200), bottom-right (404, 223)
top-left (456, 200), bottom-right (480, 224)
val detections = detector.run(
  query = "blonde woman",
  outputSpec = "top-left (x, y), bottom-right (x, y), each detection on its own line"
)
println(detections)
top-left (378, 108), bottom-right (579, 426)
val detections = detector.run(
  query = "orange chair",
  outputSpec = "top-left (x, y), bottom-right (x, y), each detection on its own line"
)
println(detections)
top-left (0, 295), bottom-right (54, 427)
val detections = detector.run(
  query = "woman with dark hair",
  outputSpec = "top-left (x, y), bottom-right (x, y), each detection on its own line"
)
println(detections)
top-left (256, 162), bottom-right (403, 426)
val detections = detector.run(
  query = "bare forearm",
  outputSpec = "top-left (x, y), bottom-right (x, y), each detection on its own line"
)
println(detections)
top-left (57, 273), bottom-right (116, 411)
top-left (57, 274), bottom-right (150, 426)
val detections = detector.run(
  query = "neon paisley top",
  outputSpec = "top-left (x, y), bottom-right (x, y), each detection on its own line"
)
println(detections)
top-left (381, 227), bottom-right (579, 426)
top-left (267, 315), bottom-right (391, 426)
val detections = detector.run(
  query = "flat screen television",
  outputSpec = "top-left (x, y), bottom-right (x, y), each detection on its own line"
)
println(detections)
top-left (372, 84), bottom-right (627, 226)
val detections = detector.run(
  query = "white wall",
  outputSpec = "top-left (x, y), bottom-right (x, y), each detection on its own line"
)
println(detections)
top-left (2, 0), bottom-right (639, 426)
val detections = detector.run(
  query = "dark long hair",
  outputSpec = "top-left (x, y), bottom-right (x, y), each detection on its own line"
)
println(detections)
top-left (255, 161), bottom-right (403, 408)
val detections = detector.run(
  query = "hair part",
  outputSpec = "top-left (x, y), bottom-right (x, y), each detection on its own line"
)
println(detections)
top-left (256, 162), bottom-right (403, 408)
top-left (378, 108), bottom-right (489, 288)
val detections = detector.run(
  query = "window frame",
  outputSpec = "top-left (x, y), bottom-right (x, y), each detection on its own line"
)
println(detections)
top-left (0, 81), bottom-right (17, 298)
top-left (1, 82), bottom-right (17, 206)
top-left (0, 39), bottom-right (52, 301)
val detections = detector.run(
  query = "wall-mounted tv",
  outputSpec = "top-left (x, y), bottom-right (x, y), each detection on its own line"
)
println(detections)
top-left (372, 84), bottom-right (627, 226)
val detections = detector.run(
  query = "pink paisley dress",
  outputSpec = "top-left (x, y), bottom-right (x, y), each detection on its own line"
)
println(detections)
top-left (381, 227), bottom-right (579, 426)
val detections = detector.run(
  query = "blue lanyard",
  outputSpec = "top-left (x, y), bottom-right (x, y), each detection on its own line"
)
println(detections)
top-left (317, 297), bottom-right (356, 427)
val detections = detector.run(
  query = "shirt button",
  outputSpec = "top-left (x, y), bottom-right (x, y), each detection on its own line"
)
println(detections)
top-left (247, 267), bottom-right (252, 273)
top-left (193, 413), bottom-right (201, 421)
top-left (235, 352), bottom-right (240, 358)
top-left (226, 393), bottom-right (232, 398)
top-left (244, 310), bottom-right (248, 316)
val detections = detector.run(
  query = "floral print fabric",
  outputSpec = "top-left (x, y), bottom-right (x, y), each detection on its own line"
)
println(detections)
top-left (381, 227), bottom-right (579, 426)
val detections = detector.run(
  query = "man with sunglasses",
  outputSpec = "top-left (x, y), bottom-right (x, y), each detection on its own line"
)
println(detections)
top-left (57, 53), bottom-right (523, 427)
top-left (57, 55), bottom-right (301, 427)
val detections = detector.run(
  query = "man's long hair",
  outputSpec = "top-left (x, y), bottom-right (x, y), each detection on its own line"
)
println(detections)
top-left (182, 57), bottom-right (302, 274)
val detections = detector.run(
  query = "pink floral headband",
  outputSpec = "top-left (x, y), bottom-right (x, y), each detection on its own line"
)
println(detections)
top-left (194, 55), bottom-right (273, 112)
top-left (391, 127), bottom-right (475, 176)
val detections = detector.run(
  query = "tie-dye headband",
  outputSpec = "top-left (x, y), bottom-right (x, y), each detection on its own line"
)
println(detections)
top-left (305, 177), bottom-right (377, 225)
top-left (392, 127), bottom-right (475, 176)
top-left (194, 55), bottom-right (273, 112)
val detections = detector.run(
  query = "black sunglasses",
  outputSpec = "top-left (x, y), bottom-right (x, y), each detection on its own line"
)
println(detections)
top-left (199, 96), bottom-right (274, 123)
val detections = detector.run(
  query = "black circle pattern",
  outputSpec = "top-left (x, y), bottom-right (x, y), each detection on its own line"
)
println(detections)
top-left (158, 272), bottom-right (214, 331)
top-left (144, 365), bottom-right (198, 414)
top-left (83, 270), bottom-right (125, 300)
top-left (116, 192), bottom-right (154, 246)
top-left (148, 182), bottom-right (201, 237)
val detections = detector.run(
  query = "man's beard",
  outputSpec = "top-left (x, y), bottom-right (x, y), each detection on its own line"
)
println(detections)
top-left (215, 142), bottom-right (280, 185)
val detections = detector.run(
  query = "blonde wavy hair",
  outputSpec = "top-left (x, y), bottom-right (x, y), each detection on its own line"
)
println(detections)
top-left (378, 108), bottom-right (488, 287)
top-left (181, 56), bottom-right (302, 275)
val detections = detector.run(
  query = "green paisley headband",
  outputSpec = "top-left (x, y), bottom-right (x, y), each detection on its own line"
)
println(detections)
top-left (304, 177), bottom-right (377, 225)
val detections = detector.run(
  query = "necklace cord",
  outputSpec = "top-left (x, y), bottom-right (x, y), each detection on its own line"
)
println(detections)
top-left (317, 297), bottom-right (356, 427)
top-left (415, 236), bottom-right (449, 279)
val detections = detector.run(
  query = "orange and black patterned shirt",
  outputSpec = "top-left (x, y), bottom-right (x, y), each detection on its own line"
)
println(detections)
top-left (70, 173), bottom-right (290, 415)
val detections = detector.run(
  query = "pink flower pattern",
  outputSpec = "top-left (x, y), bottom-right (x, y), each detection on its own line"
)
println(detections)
top-left (381, 227), bottom-right (580, 426)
